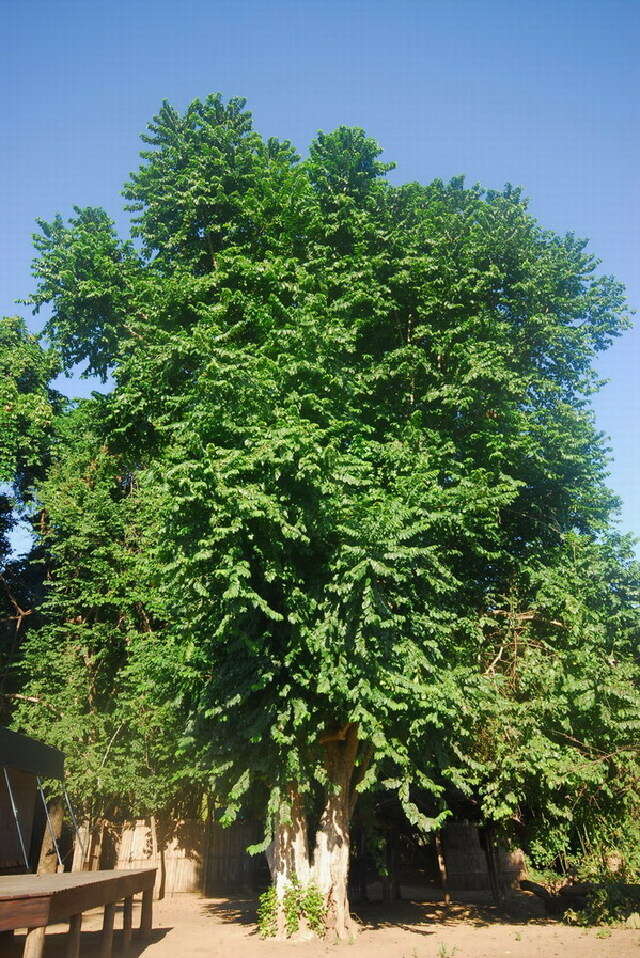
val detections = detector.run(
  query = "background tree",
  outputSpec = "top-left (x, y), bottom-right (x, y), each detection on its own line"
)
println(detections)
top-left (471, 531), bottom-right (640, 878)
top-left (0, 315), bottom-right (59, 713)
top-left (12, 401), bottom-right (194, 822)
top-left (14, 95), bottom-right (639, 938)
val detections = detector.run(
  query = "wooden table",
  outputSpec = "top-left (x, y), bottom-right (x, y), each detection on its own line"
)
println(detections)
top-left (0, 868), bottom-right (156, 957)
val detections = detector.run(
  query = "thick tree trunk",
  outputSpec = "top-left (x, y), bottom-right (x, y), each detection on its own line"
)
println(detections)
top-left (264, 726), bottom-right (363, 941)
top-left (269, 785), bottom-right (311, 891)
top-left (266, 785), bottom-right (311, 938)
top-left (311, 723), bottom-right (359, 940)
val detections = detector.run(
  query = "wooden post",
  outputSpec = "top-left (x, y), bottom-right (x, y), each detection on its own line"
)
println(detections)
top-left (434, 831), bottom-right (451, 906)
top-left (101, 902), bottom-right (115, 957)
top-left (140, 886), bottom-right (153, 933)
top-left (66, 914), bottom-right (82, 958)
top-left (122, 895), bottom-right (133, 952)
top-left (23, 926), bottom-right (46, 958)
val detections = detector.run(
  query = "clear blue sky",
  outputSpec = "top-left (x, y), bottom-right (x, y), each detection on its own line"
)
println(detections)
top-left (3, 0), bottom-right (639, 545)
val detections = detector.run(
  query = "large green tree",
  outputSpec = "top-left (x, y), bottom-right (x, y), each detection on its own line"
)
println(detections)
top-left (16, 95), bottom-right (639, 936)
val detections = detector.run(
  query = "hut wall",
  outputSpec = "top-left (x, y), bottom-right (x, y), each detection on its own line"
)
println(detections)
top-left (0, 768), bottom-right (37, 873)
top-left (442, 823), bottom-right (487, 891)
top-left (70, 816), bottom-right (523, 896)
top-left (204, 820), bottom-right (263, 894)
top-left (117, 819), bottom-right (206, 897)
top-left (72, 817), bottom-right (262, 897)
top-left (442, 822), bottom-right (524, 891)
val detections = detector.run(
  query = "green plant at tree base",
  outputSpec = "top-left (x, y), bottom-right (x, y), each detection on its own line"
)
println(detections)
top-left (256, 885), bottom-right (278, 938)
top-left (258, 878), bottom-right (326, 938)
top-left (299, 882), bottom-right (327, 936)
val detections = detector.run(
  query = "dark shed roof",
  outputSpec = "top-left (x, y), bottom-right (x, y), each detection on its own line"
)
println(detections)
top-left (0, 727), bottom-right (64, 780)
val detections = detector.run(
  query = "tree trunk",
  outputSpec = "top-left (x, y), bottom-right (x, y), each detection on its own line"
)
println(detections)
top-left (71, 821), bottom-right (90, 871)
top-left (37, 797), bottom-right (63, 874)
top-left (263, 726), bottom-right (363, 940)
top-left (311, 723), bottom-right (359, 940)
top-left (480, 825), bottom-right (504, 908)
top-left (266, 785), bottom-right (311, 938)
top-left (150, 815), bottom-right (166, 900)
top-left (434, 830), bottom-right (451, 906)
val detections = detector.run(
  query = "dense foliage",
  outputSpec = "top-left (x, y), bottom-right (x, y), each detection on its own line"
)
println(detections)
top-left (0, 316), bottom-right (59, 709)
top-left (466, 532), bottom-right (640, 873)
top-left (3, 96), bottom-right (639, 908)
top-left (11, 404), bottom-right (193, 817)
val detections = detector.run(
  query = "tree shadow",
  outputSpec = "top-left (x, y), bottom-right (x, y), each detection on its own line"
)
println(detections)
top-left (198, 887), bottom-right (553, 940)
top-left (352, 889), bottom-right (553, 932)
top-left (201, 895), bottom-right (260, 932)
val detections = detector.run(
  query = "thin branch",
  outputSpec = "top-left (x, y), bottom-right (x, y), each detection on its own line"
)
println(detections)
top-left (0, 573), bottom-right (29, 619)
top-left (552, 729), bottom-right (640, 764)
top-left (1, 693), bottom-right (61, 716)
top-left (492, 609), bottom-right (564, 628)
top-left (485, 645), bottom-right (504, 674)
top-left (319, 722), bottom-right (353, 744)
top-left (99, 724), bottom-right (124, 770)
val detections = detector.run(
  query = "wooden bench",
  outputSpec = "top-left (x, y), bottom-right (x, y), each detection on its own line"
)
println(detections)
top-left (0, 868), bottom-right (156, 957)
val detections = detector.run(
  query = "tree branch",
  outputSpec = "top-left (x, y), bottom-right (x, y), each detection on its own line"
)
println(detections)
top-left (1, 692), bottom-right (61, 715)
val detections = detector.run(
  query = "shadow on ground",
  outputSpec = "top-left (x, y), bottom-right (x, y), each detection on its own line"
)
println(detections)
top-left (8, 927), bottom-right (172, 957)
top-left (354, 890), bottom-right (551, 935)
top-left (202, 896), bottom-right (260, 932)
top-left (5, 888), bottom-right (553, 955)
top-left (201, 887), bottom-right (552, 939)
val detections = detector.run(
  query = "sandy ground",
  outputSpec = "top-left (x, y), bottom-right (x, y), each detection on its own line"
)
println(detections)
top-left (6, 890), bottom-right (640, 958)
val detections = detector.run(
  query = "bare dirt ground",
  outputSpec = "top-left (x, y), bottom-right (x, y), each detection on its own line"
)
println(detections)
top-left (7, 890), bottom-right (640, 958)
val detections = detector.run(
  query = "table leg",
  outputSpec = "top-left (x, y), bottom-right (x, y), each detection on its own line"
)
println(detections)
top-left (140, 886), bottom-right (153, 933)
top-left (66, 914), bottom-right (82, 958)
top-left (23, 926), bottom-right (46, 958)
top-left (122, 895), bottom-right (133, 952)
top-left (101, 902), bottom-right (115, 957)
